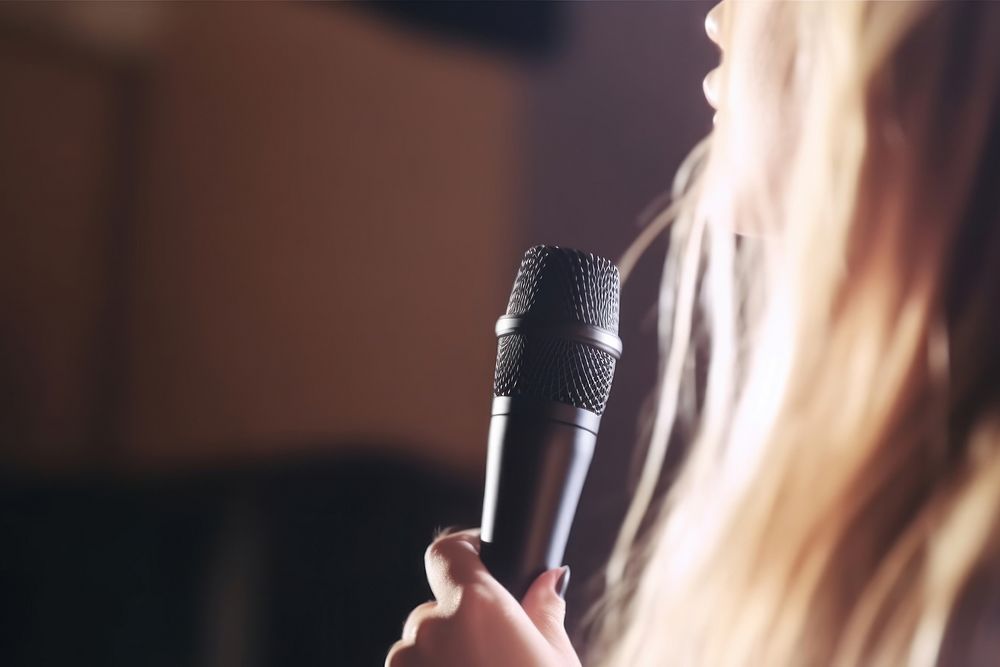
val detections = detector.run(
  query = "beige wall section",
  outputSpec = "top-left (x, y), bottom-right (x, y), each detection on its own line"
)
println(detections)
top-left (120, 5), bottom-right (520, 474)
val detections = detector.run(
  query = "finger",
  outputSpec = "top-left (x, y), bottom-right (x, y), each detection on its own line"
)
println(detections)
top-left (432, 527), bottom-right (481, 552)
top-left (424, 529), bottom-right (490, 607)
top-left (433, 525), bottom-right (480, 544)
top-left (384, 639), bottom-right (417, 667)
top-left (402, 601), bottom-right (438, 642)
top-left (521, 566), bottom-right (575, 658)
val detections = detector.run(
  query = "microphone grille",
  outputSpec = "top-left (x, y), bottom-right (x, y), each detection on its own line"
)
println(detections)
top-left (494, 245), bottom-right (620, 415)
top-left (494, 333), bottom-right (616, 414)
top-left (505, 246), bottom-right (620, 333)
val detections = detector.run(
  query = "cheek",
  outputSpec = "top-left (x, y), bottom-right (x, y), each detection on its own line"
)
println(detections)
top-left (726, 50), bottom-right (785, 166)
top-left (703, 1), bottom-right (801, 235)
top-left (702, 103), bottom-right (770, 231)
top-left (705, 52), bottom-right (793, 235)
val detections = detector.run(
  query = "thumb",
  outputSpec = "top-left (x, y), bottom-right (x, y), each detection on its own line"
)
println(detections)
top-left (522, 566), bottom-right (574, 656)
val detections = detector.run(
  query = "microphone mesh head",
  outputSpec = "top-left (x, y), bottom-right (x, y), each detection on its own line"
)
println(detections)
top-left (504, 246), bottom-right (620, 331)
top-left (494, 246), bottom-right (620, 415)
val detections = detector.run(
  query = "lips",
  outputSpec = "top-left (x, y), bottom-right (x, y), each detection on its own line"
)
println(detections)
top-left (703, 67), bottom-right (721, 109)
top-left (704, 3), bottom-right (724, 112)
top-left (705, 3), bottom-right (722, 45)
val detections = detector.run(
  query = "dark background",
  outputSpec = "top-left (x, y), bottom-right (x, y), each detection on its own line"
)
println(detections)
top-left (0, 2), bottom-right (714, 665)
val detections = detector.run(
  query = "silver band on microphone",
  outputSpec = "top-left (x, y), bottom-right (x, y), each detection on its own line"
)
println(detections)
top-left (494, 315), bottom-right (623, 359)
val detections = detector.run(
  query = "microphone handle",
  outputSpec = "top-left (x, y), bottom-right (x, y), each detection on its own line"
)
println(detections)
top-left (479, 398), bottom-right (597, 600)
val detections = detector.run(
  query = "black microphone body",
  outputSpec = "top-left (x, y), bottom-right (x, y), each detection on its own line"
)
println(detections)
top-left (479, 246), bottom-right (621, 600)
top-left (479, 397), bottom-right (598, 598)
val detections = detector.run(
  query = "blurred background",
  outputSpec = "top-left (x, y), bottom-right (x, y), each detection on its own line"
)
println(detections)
top-left (0, 2), bottom-right (713, 665)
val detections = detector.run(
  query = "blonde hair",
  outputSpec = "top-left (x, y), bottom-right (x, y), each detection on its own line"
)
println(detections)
top-left (596, 2), bottom-right (1000, 665)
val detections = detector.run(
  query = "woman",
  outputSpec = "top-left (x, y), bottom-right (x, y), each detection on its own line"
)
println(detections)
top-left (387, 1), bottom-right (1000, 665)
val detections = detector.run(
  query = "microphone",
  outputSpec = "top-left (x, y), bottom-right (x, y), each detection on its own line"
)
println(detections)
top-left (479, 245), bottom-right (622, 600)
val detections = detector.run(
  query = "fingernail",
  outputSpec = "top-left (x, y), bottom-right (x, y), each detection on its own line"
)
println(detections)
top-left (556, 566), bottom-right (571, 599)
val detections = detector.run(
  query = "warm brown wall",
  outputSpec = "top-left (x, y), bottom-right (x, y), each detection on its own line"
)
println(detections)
top-left (0, 4), bottom-right (522, 476)
top-left (122, 4), bottom-right (520, 474)
top-left (0, 2), bottom-right (713, 482)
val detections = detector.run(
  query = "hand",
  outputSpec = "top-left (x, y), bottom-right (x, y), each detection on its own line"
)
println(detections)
top-left (385, 529), bottom-right (582, 667)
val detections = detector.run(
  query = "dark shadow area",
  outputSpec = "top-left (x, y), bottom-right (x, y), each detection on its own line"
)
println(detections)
top-left (0, 454), bottom-right (479, 667)
top-left (353, 1), bottom-right (567, 62)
